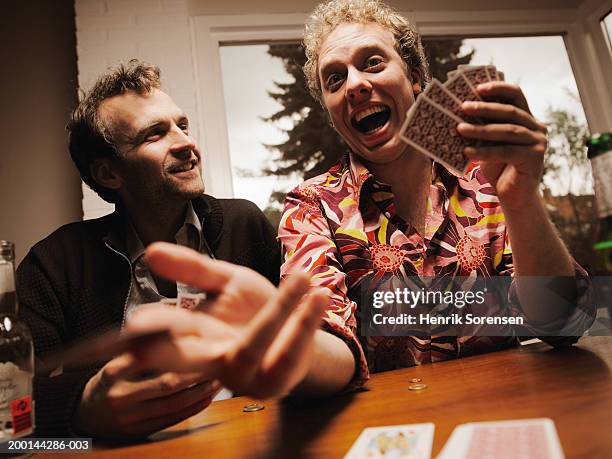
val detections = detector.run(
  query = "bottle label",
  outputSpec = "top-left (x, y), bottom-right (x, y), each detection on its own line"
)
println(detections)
top-left (591, 150), bottom-right (612, 218)
top-left (0, 362), bottom-right (33, 440)
top-left (0, 264), bottom-right (15, 294)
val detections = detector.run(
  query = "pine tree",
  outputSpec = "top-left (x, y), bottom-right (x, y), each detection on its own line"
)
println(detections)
top-left (422, 38), bottom-right (474, 82)
top-left (262, 44), bottom-right (345, 182)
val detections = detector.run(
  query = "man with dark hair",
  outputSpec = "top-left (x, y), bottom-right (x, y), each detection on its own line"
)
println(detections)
top-left (16, 59), bottom-right (322, 439)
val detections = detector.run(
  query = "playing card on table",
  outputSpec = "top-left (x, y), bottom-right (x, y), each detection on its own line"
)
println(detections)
top-left (401, 95), bottom-right (475, 176)
top-left (437, 418), bottom-right (564, 459)
top-left (443, 72), bottom-right (482, 103)
top-left (344, 423), bottom-right (434, 459)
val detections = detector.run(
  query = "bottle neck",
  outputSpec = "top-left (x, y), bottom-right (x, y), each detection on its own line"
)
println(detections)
top-left (0, 261), bottom-right (17, 315)
top-left (602, 216), bottom-right (612, 240)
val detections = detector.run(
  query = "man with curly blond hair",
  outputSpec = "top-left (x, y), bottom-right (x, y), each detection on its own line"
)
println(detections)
top-left (302, 0), bottom-right (430, 106)
top-left (275, 0), bottom-right (593, 389)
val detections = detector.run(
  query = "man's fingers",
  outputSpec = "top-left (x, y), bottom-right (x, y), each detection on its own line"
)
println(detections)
top-left (109, 371), bottom-right (212, 404)
top-left (223, 274), bottom-right (311, 383)
top-left (122, 395), bottom-right (213, 438)
top-left (99, 353), bottom-right (143, 386)
top-left (475, 82), bottom-right (534, 115)
top-left (457, 122), bottom-right (544, 145)
top-left (145, 242), bottom-right (234, 293)
top-left (121, 380), bottom-right (215, 423)
top-left (257, 289), bottom-right (328, 395)
top-left (127, 306), bottom-right (232, 373)
top-left (461, 101), bottom-right (545, 133)
top-left (464, 143), bottom-right (546, 164)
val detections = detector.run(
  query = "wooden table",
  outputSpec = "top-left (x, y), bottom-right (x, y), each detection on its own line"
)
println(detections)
top-left (57, 337), bottom-right (612, 458)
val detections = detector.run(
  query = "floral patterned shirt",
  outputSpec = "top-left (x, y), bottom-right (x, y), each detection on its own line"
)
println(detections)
top-left (279, 153), bottom-right (593, 386)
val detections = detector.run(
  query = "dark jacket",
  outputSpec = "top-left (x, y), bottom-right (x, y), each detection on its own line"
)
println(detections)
top-left (16, 195), bottom-right (281, 436)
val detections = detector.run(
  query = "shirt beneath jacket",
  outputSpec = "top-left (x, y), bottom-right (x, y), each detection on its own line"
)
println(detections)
top-left (121, 201), bottom-right (208, 322)
top-left (278, 152), bottom-right (593, 387)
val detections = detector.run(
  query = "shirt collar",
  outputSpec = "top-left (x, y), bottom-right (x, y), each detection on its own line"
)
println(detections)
top-left (346, 151), bottom-right (458, 199)
top-left (125, 202), bottom-right (202, 265)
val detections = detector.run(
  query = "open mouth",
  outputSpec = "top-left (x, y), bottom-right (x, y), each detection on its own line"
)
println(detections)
top-left (168, 160), bottom-right (197, 174)
top-left (351, 104), bottom-right (391, 135)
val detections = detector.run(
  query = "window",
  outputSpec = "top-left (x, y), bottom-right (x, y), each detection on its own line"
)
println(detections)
top-left (602, 10), bottom-right (612, 54)
top-left (218, 34), bottom-right (594, 269)
top-left (219, 43), bottom-right (303, 225)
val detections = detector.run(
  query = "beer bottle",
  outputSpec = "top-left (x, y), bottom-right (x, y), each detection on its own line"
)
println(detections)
top-left (0, 241), bottom-right (34, 441)
top-left (587, 132), bottom-right (612, 273)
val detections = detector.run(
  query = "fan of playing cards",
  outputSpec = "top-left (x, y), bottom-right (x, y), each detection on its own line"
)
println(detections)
top-left (400, 65), bottom-right (505, 177)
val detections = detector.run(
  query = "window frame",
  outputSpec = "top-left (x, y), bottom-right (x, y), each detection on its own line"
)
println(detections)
top-left (191, 3), bottom-right (612, 199)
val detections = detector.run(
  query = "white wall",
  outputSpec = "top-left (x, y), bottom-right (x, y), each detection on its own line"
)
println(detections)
top-left (75, 0), bottom-right (199, 218)
top-left (0, 0), bottom-right (82, 264)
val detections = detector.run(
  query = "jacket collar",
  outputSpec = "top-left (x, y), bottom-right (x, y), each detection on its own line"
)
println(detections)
top-left (101, 194), bottom-right (224, 257)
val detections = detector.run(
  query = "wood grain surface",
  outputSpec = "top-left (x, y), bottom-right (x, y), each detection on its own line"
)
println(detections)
top-left (41, 337), bottom-right (612, 459)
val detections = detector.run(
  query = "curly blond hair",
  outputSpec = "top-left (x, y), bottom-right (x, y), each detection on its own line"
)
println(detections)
top-left (303, 0), bottom-right (430, 106)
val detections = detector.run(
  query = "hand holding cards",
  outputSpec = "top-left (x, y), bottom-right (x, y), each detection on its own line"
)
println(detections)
top-left (400, 64), bottom-right (504, 176)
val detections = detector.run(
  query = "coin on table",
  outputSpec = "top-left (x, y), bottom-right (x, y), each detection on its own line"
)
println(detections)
top-left (408, 383), bottom-right (428, 391)
top-left (243, 403), bottom-right (265, 412)
top-left (410, 378), bottom-right (422, 383)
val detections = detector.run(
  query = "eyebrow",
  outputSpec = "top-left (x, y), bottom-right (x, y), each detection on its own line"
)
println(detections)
top-left (319, 44), bottom-right (388, 77)
top-left (126, 113), bottom-right (189, 145)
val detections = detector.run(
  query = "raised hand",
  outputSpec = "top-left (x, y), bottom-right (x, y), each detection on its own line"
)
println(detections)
top-left (126, 242), bottom-right (329, 399)
top-left (458, 82), bottom-right (548, 211)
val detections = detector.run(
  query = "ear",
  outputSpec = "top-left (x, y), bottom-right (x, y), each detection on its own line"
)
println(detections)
top-left (409, 68), bottom-right (424, 95)
top-left (90, 158), bottom-right (122, 191)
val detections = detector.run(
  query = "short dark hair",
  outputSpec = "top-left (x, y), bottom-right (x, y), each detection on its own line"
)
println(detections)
top-left (67, 59), bottom-right (161, 203)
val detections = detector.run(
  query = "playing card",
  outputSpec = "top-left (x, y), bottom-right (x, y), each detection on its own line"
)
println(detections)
top-left (401, 95), bottom-right (475, 176)
top-left (443, 72), bottom-right (482, 103)
top-left (422, 79), bottom-right (465, 119)
top-left (177, 292), bottom-right (206, 310)
top-left (344, 423), bottom-right (434, 459)
top-left (437, 418), bottom-right (564, 459)
top-left (485, 65), bottom-right (499, 81)
top-left (422, 79), bottom-right (482, 125)
top-left (458, 65), bottom-right (490, 87)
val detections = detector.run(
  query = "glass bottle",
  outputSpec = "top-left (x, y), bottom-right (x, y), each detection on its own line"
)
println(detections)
top-left (0, 241), bottom-right (34, 441)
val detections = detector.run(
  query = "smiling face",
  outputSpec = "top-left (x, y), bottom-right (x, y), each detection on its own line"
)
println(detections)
top-left (98, 89), bottom-right (204, 207)
top-left (318, 22), bottom-right (420, 165)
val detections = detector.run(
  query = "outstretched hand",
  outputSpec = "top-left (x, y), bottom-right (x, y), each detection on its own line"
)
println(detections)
top-left (126, 242), bottom-right (329, 399)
